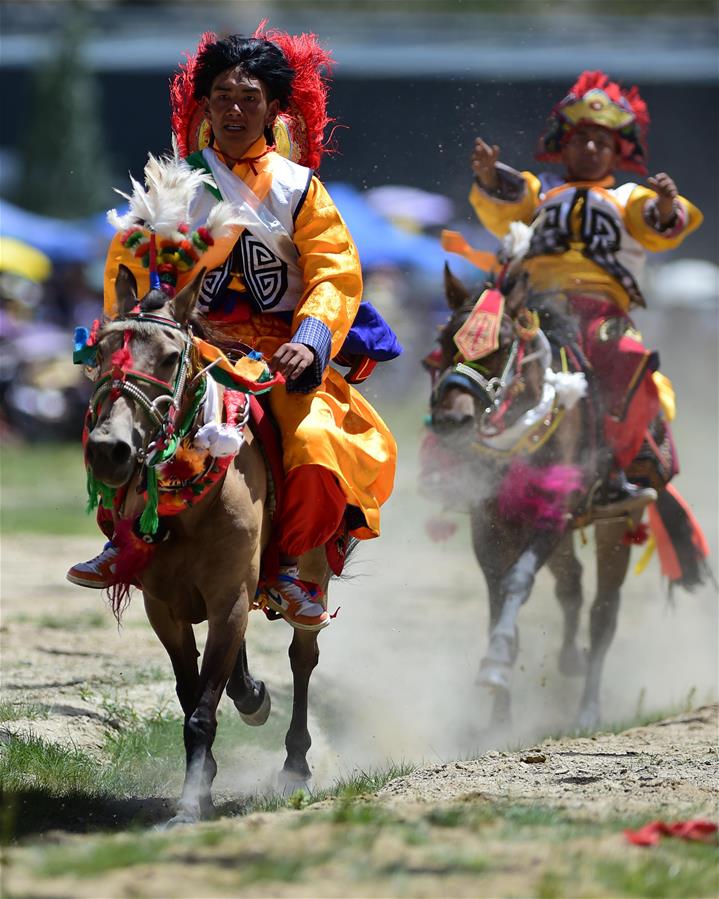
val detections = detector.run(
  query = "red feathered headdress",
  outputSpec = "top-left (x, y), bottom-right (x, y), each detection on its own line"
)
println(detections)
top-left (536, 70), bottom-right (650, 175)
top-left (169, 25), bottom-right (335, 170)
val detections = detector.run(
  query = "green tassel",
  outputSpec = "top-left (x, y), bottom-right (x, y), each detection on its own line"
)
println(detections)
top-left (86, 466), bottom-right (99, 513)
top-left (139, 466), bottom-right (160, 535)
top-left (85, 468), bottom-right (116, 514)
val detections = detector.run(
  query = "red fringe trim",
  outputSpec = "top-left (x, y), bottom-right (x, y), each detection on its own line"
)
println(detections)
top-left (255, 22), bottom-right (335, 169)
top-left (105, 518), bottom-right (155, 622)
top-left (570, 70), bottom-right (650, 132)
top-left (170, 31), bottom-right (218, 158)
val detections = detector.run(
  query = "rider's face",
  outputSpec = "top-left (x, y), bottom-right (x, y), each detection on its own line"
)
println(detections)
top-left (204, 66), bottom-right (279, 160)
top-left (561, 124), bottom-right (618, 182)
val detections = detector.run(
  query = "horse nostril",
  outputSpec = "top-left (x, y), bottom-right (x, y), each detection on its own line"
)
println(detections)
top-left (110, 441), bottom-right (132, 468)
top-left (86, 434), bottom-right (134, 482)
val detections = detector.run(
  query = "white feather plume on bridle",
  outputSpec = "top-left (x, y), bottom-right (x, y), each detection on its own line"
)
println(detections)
top-left (106, 138), bottom-right (242, 240)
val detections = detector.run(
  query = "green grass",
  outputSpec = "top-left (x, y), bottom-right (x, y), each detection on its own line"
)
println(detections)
top-left (0, 702), bottom-right (49, 722)
top-left (1, 444), bottom-right (95, 536)
top-left (596, 843), bottom-right (719, 898)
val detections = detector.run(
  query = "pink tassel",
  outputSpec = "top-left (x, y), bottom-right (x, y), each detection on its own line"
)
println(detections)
top-left (497, 459), bottom-right (583, 530)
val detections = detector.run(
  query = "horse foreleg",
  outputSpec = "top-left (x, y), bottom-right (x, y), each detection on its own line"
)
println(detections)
top-left (144, 594), bottom-right (200, 718)
top-left (225, 641), bottom-right (271, 726)
top-left (281, 628), bottom-right (319, 789)
top-left (471, 510), bottom-right (514, 724)
top-left (479, 531), bottom-right (560, 694)
top-left (576, 520), bottom-right (630, 731)
top-left (172, 595), bottom-right (248, 825)
top-left (547, 533), bottom-right (587, 676)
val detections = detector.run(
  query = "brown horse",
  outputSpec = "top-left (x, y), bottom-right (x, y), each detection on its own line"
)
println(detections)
top-left (424, 265), bottom-right (656, 730)
top-left (85, 265), bottom-right (331, 825)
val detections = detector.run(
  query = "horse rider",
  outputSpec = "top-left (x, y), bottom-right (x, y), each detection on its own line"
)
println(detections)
top-left (67, 29), bottom-right (399, 630)
top-left (468, 70), bottom-right (703, 508)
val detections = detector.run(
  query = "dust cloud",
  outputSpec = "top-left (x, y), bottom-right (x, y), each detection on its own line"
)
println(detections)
top-left (268, 305), bottom-right (718, 792)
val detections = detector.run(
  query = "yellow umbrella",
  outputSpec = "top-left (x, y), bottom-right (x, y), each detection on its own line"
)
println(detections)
top-left (0, 236), bottom-right (52, 283)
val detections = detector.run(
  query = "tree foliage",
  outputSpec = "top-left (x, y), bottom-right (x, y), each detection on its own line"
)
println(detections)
top-left (17, 4), bottom-right (112, 218)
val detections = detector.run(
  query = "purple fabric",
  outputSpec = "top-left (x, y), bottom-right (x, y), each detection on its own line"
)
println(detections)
top-left (340, 302), bottom-right (402, 362)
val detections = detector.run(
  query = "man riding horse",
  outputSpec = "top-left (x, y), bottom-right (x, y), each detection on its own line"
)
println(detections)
top-left (468, 70), bottom-right (703, 512)
top-left (67, 28), bottom-right (399, 630)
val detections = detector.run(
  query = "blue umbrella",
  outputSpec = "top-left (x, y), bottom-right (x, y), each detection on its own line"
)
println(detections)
top-left (0, 199), bottom-right (105, 264)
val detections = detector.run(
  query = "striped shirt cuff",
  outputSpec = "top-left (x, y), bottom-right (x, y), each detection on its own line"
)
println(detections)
top-left (288, 316), bottom-right (331, 394)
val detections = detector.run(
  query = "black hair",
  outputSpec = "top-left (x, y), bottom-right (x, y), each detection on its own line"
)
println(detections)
top-left (193, 35), bottom-right (295, 110)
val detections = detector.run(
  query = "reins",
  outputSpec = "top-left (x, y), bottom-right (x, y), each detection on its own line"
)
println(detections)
top-left (90, 314), bottom-right (197, 466)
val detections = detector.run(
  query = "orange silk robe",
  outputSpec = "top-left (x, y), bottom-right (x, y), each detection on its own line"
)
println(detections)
top-left (103, 138), bottom-right (396, 540)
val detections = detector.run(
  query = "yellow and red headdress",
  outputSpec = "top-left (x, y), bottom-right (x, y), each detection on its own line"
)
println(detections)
top-left (169, 24), bottom-right (335, 170)
top-left (536, 70), bottom-right (650, 175)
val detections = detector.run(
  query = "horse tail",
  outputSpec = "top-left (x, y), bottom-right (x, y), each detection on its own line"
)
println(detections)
top-left (647, 485), bottom-right (714, 593)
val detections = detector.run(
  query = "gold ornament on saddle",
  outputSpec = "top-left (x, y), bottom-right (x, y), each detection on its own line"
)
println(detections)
top-left (514, 308), bottom-right (540, 341)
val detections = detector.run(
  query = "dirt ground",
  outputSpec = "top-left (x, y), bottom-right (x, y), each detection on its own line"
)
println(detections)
top-left (1, 315), bottom-right (718, 895)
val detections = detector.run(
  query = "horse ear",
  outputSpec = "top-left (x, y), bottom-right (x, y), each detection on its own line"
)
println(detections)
top-left (115, 265), bottom-right (138, 316)
top-left (172, 267), bottom-right (207, 324)
top-left (444, 263), bottom-right (470, 310)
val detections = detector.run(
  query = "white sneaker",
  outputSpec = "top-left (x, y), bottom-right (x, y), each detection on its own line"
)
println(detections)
top-left (263, 570), bottom-right (330, 631)
top-left (66, 542), bottom-right (118, 588)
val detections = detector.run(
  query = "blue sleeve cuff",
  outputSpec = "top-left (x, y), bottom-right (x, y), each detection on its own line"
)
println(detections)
top-left (288, 316), bottom-right (331, 394)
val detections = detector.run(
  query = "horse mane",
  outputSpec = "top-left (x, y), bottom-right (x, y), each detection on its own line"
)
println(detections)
top-left (526, 294), bottom-right (582, 355)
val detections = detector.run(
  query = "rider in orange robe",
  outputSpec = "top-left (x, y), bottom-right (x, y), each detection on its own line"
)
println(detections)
top-left (67, 31), bottom-right (399, 630)
top-left (468, 70), bottom-right (702, 505)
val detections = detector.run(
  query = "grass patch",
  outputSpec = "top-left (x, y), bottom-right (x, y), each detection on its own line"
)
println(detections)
top-left (596, 842), bottom-right (719, 898)
top-left (0, 702), bottom-right (49, 722)
top-left (1, 444), bottom-right (96, 536)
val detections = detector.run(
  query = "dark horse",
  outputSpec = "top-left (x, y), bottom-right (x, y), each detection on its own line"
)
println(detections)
top-left (424, 264), bottom-right (660, 730)
top-left (84, 266), bottom-right (333, 825)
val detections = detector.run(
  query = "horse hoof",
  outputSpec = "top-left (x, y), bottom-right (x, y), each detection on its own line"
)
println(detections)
top-left (277, 767), bottom-right (311, 798)
top-left (236, 683), bottom-right (271, 727)
top-left (559, 645), bottom-right (588, 677)
top-left (164, 810), bottom-right (199, 828)
top-left (575, 704), bottom-right (600, 733)
top-left (477, 661), bottom-right (512, 692)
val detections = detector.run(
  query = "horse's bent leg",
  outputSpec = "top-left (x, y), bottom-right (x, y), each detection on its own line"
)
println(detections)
top-left (547, 533), bottom-right (587, 676)
top-left (143, 594), bottom-right (200, 718)
top-left (173, 595), bottom-right (248, 825)
top-left (479, 530), bottom-right (561, 692)
top-left (470, 510), bottom-right (514, 725)
top-left (282, 628), bottom-right (319, 786)
top-left (577, 520), bottom-right (630, 730)
top-left (226, 641), bottom-right (271, 726)
top-left (470, 509), bottom-right (507, 632)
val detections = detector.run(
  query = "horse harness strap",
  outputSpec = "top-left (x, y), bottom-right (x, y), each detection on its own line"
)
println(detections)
top-left (89, 314), bottom-right (195, 465)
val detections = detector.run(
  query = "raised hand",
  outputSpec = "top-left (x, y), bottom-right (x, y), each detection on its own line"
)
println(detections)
top-left (471, 137), bottom-right (501, 191)
top-left (648, 172), bottom-right (679, 225)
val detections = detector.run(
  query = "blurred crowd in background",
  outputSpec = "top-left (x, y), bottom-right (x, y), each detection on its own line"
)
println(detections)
top-left (1, 0), bottom-right (717, 442)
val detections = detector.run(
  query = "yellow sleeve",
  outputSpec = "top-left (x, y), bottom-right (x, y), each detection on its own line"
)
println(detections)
top-left (468, 170), bottom-right (542, 239)
top-left (625, 185), bottom-right (703, 252)
top-left (291, 177), bottom-right (363, 357)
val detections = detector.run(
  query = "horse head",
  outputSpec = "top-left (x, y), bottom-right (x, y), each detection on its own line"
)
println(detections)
top-left (428, 262), bottom-right (547, 443)
top-left (85, 265), bottom-right (206, 488)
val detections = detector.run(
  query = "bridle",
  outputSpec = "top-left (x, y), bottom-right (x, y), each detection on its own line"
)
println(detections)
top-left (88, 312), bottom-right (203, 468)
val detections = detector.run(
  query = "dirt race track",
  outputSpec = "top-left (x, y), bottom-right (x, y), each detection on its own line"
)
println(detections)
top-left (1, 309), bottom-right (718, 896)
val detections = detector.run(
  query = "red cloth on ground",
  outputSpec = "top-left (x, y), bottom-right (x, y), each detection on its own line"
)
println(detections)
top-left (624, 819), bottom-right (717, 846)
top-left (275, 464), bottom-right (346, 558)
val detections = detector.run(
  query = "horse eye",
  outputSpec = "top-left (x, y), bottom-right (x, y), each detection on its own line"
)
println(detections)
top-left (162, 351), bottom-right (180, 368)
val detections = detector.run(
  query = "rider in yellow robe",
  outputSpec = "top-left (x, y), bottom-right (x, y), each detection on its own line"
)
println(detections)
top-left (68, 32), bottom-right (398, 630)
top-left (468, 70), bottom-right (702, 503)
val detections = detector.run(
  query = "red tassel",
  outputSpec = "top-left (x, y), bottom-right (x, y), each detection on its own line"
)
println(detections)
top-left (622, 522), bottom-right (650, 545)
